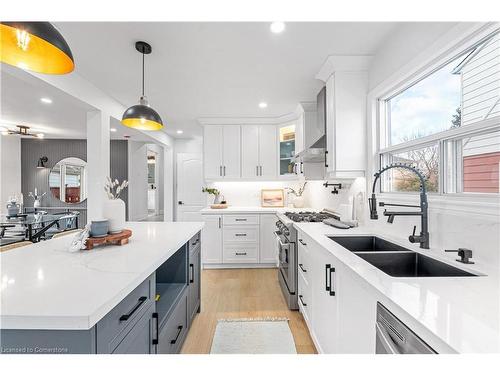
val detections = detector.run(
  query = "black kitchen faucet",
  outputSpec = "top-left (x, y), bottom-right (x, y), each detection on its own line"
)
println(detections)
top-left (368, 163), bottom-right (430, 249)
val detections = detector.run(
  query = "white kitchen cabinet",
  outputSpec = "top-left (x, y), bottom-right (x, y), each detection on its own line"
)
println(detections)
top-left (201, 215), bottom-right (222, 264)
top-left (203, 125), bottom-right (241, 179)
top-left (203, 126), bottom-right (224, 179)
top-left (241, 125), bottom-right (277, 179)
top-left (309, 237), bottom-right (340, 354)
top-left (323, 70), bottom-right (367, 178)
top-left (337, 262), bottom-right (377, 353)
top-left (259, 214), bottom-right (278, 264)
top-left (201, 213), bottom-right (278, 267)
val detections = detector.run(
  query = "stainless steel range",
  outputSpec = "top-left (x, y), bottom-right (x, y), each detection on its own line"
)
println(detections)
top-left (275, 210), bottom-right (340, 310)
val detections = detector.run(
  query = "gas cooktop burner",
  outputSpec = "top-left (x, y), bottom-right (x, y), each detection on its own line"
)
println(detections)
top-left (284, 211), bottom-right (337, 223)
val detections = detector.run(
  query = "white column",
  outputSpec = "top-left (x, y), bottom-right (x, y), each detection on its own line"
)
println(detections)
top-left (86, 110), bottom-right (110, 220)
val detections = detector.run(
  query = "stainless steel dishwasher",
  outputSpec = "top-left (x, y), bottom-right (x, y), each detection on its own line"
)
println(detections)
top-left (376, 302), bottom-right (436, 354)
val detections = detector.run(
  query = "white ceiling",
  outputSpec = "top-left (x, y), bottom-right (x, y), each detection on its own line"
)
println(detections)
top-left (54, 22), bottom-right (401, 138)
top-left (0, 68), bottom-right (158, 142)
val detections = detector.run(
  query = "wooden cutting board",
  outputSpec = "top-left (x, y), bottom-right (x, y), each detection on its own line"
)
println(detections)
top-left (85, 229), bottom-right (132, 250)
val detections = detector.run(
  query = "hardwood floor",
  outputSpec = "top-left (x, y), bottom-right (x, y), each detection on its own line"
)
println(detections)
top-left (181, 268), bottom-right (317, 354)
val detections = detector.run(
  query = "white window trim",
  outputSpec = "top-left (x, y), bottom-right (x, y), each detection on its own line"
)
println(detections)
top-left (367, 22), bottom-right (500, 216)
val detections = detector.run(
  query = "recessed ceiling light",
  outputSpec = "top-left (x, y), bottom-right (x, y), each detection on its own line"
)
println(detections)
top-left (40, 97), bottom-right (52, 104)
top-left (270, 22), bottom-right (285, 34)
top-left (110, 128), bottom-right (117, 132)
top-left (259, 102), bottom-right (268, 109)
top-left (176, 130), bottom-right (183, 134)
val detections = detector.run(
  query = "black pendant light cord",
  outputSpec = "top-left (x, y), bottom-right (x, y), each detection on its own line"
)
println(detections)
top-left (142, 52), bottom-right (145, 97)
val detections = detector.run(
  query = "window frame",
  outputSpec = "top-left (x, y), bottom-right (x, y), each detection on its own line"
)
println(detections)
top-left (376, 28), bottom-right (500, 199)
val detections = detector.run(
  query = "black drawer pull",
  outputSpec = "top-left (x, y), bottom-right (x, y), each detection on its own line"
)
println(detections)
top-left (170, 325), bottom-right (183, 344)
top-left (329, 266), bottom-right (336, 296)
top-left (325, 264), bottom-right (331, 292)
top-left (299, 239), bottom-right (307, 246)
top-left (235, 233), bottom-right (247, 237)
top-left (235, 252), bottom-right (247, 256)
top-left (189, 264), bottom-right (194, 283)
top-left (299, 263), bottom-right (307, 273)
top-left (235, 218), bottom-right (247, 221)
top-left (119, 296), bottom-right (147, 321)
top-left (152, 312), bottom-right (159, 345)
top-left (299, 295), bottom-right (307, 306)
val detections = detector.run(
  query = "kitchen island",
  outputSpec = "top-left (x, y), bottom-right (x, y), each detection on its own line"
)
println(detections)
top-left (0, 221), bottom-right (203, 354)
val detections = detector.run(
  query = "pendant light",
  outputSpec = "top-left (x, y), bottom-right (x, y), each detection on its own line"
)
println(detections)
top-left (121, 41), bottom-right (163, 131)
top-left (0, 22), bottom-right (74, 74)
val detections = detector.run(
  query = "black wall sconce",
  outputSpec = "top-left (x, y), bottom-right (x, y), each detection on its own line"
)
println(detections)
top-left (323, 182), bottom-right (342, 194)
top-left (37, 156), bottom-right (48, 169)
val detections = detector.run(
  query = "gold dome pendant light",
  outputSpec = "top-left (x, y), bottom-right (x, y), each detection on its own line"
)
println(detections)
top-left (0, 22), bottom-right (74, 74)
top-left (121, 41), bottom-right (163, 131)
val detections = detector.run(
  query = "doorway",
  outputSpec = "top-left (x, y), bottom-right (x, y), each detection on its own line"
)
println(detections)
top-left (176, 153), bottom-right (204, 221)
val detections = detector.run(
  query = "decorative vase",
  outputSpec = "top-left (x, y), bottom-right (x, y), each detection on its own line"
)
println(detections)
top-left (103, 198), bottom-right (126, 233)
top-left (213, 194), bottom-right (224, 204)
top-left (293, 196), bottom-right (305, 208)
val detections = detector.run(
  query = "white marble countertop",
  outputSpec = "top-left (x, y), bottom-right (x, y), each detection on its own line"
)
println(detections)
top-left (294, 222), bottom-right (500, 353)
top-left (0, 221), bottom-right (204, 330)
top-left (200, 206), bottom-right (312, 214)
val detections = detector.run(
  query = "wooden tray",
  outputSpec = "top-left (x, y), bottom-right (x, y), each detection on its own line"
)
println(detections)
top-left (210, 204), bottom-right (228, 209)
top-left (85, 229), bottom-right (132, 250)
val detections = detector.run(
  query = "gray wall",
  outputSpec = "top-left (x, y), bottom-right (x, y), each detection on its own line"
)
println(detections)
top-left (21, 139), bottom-right (128, 226)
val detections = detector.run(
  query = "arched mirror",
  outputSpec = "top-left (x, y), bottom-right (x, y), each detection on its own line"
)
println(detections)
top-left (49, 157), bottom-right (87, 204)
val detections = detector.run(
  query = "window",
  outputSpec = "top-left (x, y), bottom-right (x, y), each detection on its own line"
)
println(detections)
top-left (379, 30), bottom-right (500, 195)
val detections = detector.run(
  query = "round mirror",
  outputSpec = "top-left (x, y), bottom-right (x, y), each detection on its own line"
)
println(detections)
top-left (49, 157), bottom-right (87, 204)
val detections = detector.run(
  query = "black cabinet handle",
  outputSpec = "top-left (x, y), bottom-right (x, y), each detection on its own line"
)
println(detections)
top-left (324, 150), bottom-right (329, 168)
top-left (235, 218), bottom-right (247, 222)
top-left (170, 325), bottom-right (183, 344)
top-left (329, 266), bottom-right (336, 296)
top-left (189, 264), bottom-right (194, 283)
top-left (299, 263), bottom-right (307, 273)
top-left (299, 239), bottom-right (307, 246)
top-left (152, 312), bottom-right (159, 345)
top-left (299, 295), bottom-right (307, 306)
top-left (119, 296), bottom-right (147, 321)
top-left (325, 264), bottom-right (331, 292)
top-left (235, 252), bottom-right (247, 256)
top-left (235, 233), bottom-right (247, 237)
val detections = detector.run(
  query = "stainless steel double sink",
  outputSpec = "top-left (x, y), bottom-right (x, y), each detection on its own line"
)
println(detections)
top-left (329, 236), bottom-right (478, 277)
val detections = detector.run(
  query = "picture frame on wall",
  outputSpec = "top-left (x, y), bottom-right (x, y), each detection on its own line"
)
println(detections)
top-left (261, 189), bottom-right (285, 207)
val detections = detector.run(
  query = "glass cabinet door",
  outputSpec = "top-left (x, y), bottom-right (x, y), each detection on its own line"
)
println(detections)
top-left (279, 124), bottom-right (296, 176)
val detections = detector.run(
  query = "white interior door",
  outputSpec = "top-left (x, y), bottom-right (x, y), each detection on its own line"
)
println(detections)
top-left (176, 153), bottom-right (205, 222)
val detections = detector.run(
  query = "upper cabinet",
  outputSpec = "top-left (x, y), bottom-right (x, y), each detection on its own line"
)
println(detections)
top-left (317, 55), bottom-right (372, 178)
top-left (278, 123), bottom-right (296, 177)
top-left (203, 125), bottom-right (241, 179)
top-left (241, 125), bottom-right (277, 179)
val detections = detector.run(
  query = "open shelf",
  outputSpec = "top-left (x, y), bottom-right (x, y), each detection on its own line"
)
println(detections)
top-left (156, 282), bottom-right (187, 325)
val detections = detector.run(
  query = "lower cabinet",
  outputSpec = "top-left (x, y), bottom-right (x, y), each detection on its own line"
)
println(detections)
top-left (113, 303), bottom-right (155, 354)
top-left (297, 228), bottom-right (377, 354)
top-left (188, 243), bottom-right (201, 324)
top-left (202, 213), bottom-right (278, 267)
top-left (157, 291), bottom-right (188, 354)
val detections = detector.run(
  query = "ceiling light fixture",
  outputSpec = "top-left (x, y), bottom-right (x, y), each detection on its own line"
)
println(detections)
top-left (40, 97), bottom-right (52, 104)
top-left (259, 102), bottom-right (268, 109)
top-left (4, 125), bottom-right (43, 138)
top-left (0, 22), bottom-right (74, 74)
top-left (270, 22), bottom-right (285, 34)
top-left (110, 128), bottom-right (117, 132)
top-left (176, 130), bottom-right (183, 134)
top-left (121, 41), bottom-right (163, 131)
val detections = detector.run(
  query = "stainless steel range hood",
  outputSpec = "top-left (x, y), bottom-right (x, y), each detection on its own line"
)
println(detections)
top-left (295, 86), bottom-right (326, 162)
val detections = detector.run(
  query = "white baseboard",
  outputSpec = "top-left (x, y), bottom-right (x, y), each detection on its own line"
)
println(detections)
top-left (203, 263), bottom-right (278, 269)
